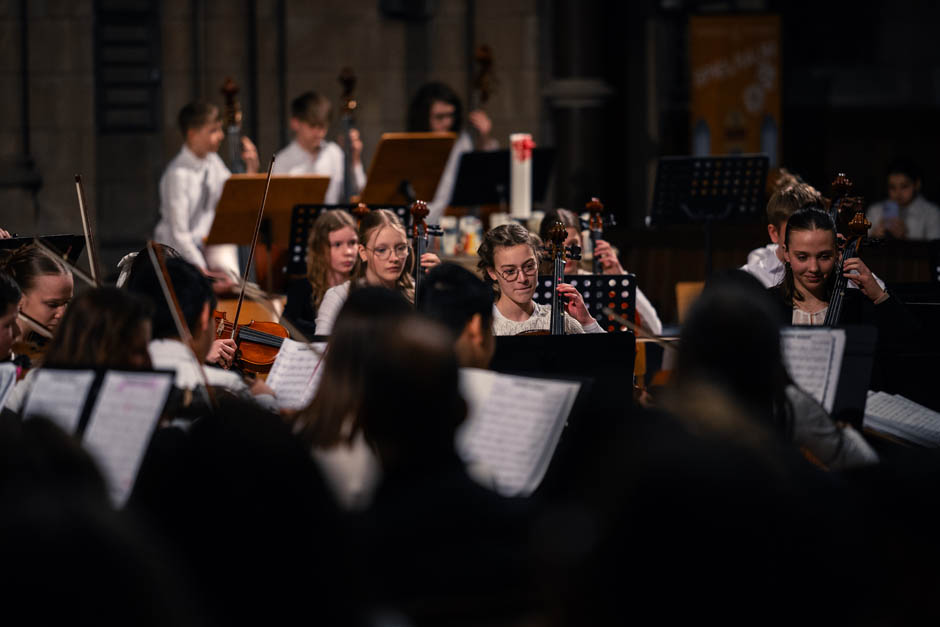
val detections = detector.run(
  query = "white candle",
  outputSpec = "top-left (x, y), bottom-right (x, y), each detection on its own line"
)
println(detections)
top-left (510, 133), bottom-right (534, 219)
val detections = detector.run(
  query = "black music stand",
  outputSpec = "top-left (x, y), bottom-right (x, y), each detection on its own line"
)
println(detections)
top-left (532, 274), bottom-right (637, 333)
top-left (0, 234), bottom-right (85, 265)
top-left (647, 154), bottom-right (769, 276)
top-left (286, 203), bottom-right (410, 276)
top-left (830, 325), bottom-right (878, 429)
top-left (449, 148), bottom-right (556, 207)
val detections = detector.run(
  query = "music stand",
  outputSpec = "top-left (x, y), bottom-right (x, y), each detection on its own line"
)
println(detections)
top-left (0, 234), bottom-right (85, 266)
top-left (449, 148), bottom-right (556, 207)
top-left (208, 174), bottom-right (329, 249)
top-left (647, 154), bottom-right (769, 276)
top-left (532, 274), bottom-right (637, 333)
top-left (286, 203), bottom-right (410, 276)
top-left (359, 132), bottom-right (456, 204)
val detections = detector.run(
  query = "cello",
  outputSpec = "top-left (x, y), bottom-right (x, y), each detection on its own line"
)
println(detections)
top-left (409, 200), bottom-right (442, 303)
top-left (535, 220), bottom-right (581, 335)
top-left (823, 173), bottom-right (873, 327)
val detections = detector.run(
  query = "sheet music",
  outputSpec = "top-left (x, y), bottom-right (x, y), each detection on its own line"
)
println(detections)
top-left (781, 328), bottom-right (846, 413)
top-left (21, 369), bottom-right (96, 433)
top-left (266, 339), bottom-right (328, 410)
top-left (82, 371), bottom-right (173, 506)
top-left (0, 362), bottom-right (16, 408)
top-left (457, 368), bottom-right (581, 497)
top-left (863, 390), bottom-right (940, 447)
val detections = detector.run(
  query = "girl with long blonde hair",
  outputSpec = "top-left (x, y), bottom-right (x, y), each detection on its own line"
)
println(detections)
top-left (314, 209), bottom-right (440, 335)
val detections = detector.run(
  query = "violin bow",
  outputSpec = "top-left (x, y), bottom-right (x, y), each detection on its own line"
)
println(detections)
top-left (74, 174), bottom-right (102, 287)
top-left (17, 310), bottom-right (54, 340)
top-left (146, 241), bottom-right (217, 409)
top-left (32, 237), bottom-right (97, 287)
top-left (601, 306), bottom-right (679, 352)
top-left (230, 155), bottom-right (276, 340)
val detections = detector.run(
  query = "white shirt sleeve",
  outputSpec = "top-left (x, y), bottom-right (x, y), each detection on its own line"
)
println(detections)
top-left (635, 287), bottom-right (662, 336)
top-left (159, 168), bottom-right (207, 270)
top-left (315, 283), bottom-right (350, 336)
top-left (924, 204), bottom-right (940, 240)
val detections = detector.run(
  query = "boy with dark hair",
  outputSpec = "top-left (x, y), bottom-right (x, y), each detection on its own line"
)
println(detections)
top-left (867, 158), bottom-right (940, 240)
top-left (125, 256), bottom-right (275, 408)
top-left (154, 102), bottom-right (259, 287)
top-left (272, 91), bottom-right (365, 204)
top-left (0, 271), bottom-right (21, 361)
top-left (416, 263), bottom-right (495, 369)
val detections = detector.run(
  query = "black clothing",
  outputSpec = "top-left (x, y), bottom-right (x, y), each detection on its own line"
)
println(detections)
top-left (282, 277), bottom-right (318, 338)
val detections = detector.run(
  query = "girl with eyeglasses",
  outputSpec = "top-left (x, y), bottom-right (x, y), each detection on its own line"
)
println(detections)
top-left (315, 209), bottom-right (440, 335)
top-left (478, 223), bottom-right (604, 335)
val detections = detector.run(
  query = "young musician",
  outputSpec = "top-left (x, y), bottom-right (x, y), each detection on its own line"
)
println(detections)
top-left (407, 82), bottom-right (498, 223)
top-left (282, 209), bottom-right (358, 338)
top-left (154, 102), bottom-right (259, 287)
top-left (478, 223), bottom-right (603, 335)
top-left (125, 256), bottom-right (276, 409)
top-left (0, 245), bottom-right (72, 332)
top-left (119, 244), bottom-right (237, 369)
top-left (867, 159), bottom-right (940, 240)
top-left (314, 209), bottom-right (440, 335)
top-left (272, 91), bottom-right (365, 204)
top-left (771, 207), bottom-right (902, 327)
top-left (741, 182), bottom-right (822, 288)
top-left (0, 271), bottom-right (21, 362)
top-left (416, 263), bottom-right (495, 369)
top-left (539, 208), bottom-right (663, 335)
top-left (676, 272), bottom-right (878, 470)
top-left (4, 288), bottom-right (155, 413)
top-left (295, 287), bottom-right (412, 509)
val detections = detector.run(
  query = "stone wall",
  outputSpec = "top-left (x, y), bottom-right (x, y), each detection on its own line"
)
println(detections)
top-left (0, 0), bottom-right (542, 275)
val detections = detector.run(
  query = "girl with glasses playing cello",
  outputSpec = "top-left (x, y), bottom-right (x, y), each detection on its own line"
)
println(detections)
top-left (478, 223), bottom-right (604, 336)
top-left (315, 209), bottom-right (441, 335)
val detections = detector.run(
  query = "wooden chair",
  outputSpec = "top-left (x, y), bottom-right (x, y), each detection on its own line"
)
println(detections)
top-left (675, 281), bottom-right (705, 324)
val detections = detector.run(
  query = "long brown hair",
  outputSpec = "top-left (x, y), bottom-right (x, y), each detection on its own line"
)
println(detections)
top-left (43, 287), bottom-right (153, 369)
top-left (353, 209), bottom-right (415, 303)
top-left (306, 209), bottom-right (358, 308)
top-left (294, 287), bottom-right (412, 448)
top-left (779, 207), bottom-right (838, 307)
top-left (0, 245), bottom-right (69, 294)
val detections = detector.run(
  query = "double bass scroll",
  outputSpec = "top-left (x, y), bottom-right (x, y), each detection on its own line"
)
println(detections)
top-left (822, 173), bottom-right (872, 327)
top-left (584, 197), bottom-right (616, 274)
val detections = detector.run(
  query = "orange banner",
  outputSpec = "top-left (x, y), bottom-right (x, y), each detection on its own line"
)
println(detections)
top-left (689, 15), bottom-right (781, 165)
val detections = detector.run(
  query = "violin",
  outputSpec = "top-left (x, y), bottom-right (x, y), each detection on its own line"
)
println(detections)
top-left (338, 67), bottom-right (358, 203)
top-left (213, 309), bottom-right (288, 375)
top-left (585, 197), bottom-right (616, 274)
top-left (520, 220), bottom-right (581, 336)
top-left (221, 77), bottom-right (246, 173)
top-left (409, 200), bottom-right (442, 302)
top-left (11, 311), bottom-right (53, 378)
top-left (823, 173), bottom-right (872, 327)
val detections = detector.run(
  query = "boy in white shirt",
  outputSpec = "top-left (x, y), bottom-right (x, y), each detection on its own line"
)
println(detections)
top-left (741, 182), bottom-right (822, 288)
top-left (272, 91), bottom-right (365, 204)
top-left (154, 102), bottom-right (259, 291)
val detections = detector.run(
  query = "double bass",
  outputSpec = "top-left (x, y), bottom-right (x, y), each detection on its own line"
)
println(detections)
top-left (585, 197), bottom-right (616, 274)
top-left (220, 77), bottom-right (246, 173)
top-left (338, 67), bottom-right (359, 203)
top-left (823, 173), bottom-right (872, 327)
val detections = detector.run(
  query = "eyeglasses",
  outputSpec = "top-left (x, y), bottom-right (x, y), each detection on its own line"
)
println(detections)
top-left (498, 260), bottom-right (538, 282)
top-left (365, 243), bottom-right (410, 260)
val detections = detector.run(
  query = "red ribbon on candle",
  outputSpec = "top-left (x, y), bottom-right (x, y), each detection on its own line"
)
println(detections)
top-left (511, 135), bottom-right (535, 162)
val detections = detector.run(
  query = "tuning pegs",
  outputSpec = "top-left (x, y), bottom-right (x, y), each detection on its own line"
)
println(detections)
top-left (566, 244), bottom-right (582, 261)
